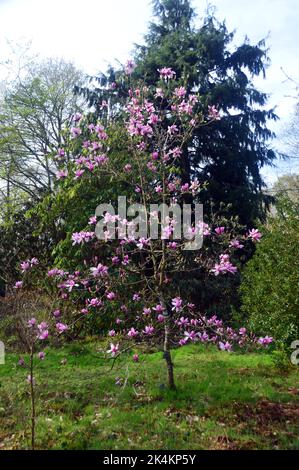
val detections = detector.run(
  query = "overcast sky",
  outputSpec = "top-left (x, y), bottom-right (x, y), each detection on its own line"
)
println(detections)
top-left (0, 0), bottom-right (298, 183)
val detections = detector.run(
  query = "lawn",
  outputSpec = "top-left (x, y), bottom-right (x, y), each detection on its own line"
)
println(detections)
top-left (0, 342), bottom-right (298, 450)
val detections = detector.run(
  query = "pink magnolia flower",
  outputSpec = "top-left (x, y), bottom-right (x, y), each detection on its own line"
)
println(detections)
top-left (171, 297), bottom-right (183, 312)
top-left (38, 329), bottom-right (49, 340)
top-left (248, 229), bottom-right (262, 242)
top-left (155, 88), bottom-right (164, 98)
top-left (133, 354), bottom-right (139, 362)
top-left (127, 327), bottom-right (138, 338)
top-left (184, 330), bottom-right (197, 342)
top-left (219, 341), bottom-right (232, 352)
top-left (215, 226), bottom-right (225, 235)
top-left (124, 164), bottom-right (132, 173)
top-left (229, 239), bottom-right (244, 249)
top-left (106, 292), bottom-right (116, 301)
top-left (20, 261), bottom-right (30, 272)
top-left (14, 281), bottom-right (23, 289)
top-left (158, 67), bottom-right (176, 80)
top-left (53, 309), bottom-right (61, 318)
top-left (108, 330), bottom-right (116, 337)
top-left (143, 307), bottom-right (151, 316)
top-left (88, 298), bottom-right (103, 308)
top-left (239, 327), bottom-right (247, 336)
top-left (107, 343), bottom-right (119, 357)
top-left (72, 231), bottom-right (95, 245)
top-left (90, 263), bottom-right (108, 277)
top-left (167, 124), bottom-right (179, 135)
top-left (174, 86), bottom-right (187, 98)
top-left (153, 304), bottom-right (165, 314)
top-left (157, 314), bottom-right (165, 322)
top-left (70, 127), bottom-right (82, 137)
top-left (56, 322), bottom-right (68, 333)
top-left (136, 238), bottom-right (150, 249)
top-left (38, 351), bottom-right (45, 360)
top-left (47, 268), bottom-right (64, 277)
top-left (211, 254), bottom-right (237, 276)
top-left (258, 336), bottom-right (273, 346)
top-left (88, 216), bottom-right (97, 225)
top-left (56, 169), bottom-right (68, 180)
top-left (125, 59), bottom-right (136, 75)
top-left (179, 338), bottom-right (188, 346)
top-left (168, 242), bottom-right (178, 250)
top-left (177, 316), bottom-right (189, 327)
top-left (208, 105), bottom-right (221, 121)
top-left (72, 112), bottom-right (82, 122)
top-left (143, 325), bottom-right (154, 336)
top-left (27, 318), bottom-right (36, 328)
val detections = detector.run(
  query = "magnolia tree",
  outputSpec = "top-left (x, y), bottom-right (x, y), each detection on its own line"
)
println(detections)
top-left (15, 65), bottom-right (272, 392)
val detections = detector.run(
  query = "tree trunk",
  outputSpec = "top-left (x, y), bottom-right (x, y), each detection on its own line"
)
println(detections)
top-left (163, 319), bottom-right (176, 390)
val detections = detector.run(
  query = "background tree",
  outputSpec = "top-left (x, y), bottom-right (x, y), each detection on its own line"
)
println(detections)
top-left (77, 0), bottom-right (278, 226)
top-left (0, 57), bottom-right (84, 213)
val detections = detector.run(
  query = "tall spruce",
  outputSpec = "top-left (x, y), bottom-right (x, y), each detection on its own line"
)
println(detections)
top-left (76, 0), bottom-right (278, 225)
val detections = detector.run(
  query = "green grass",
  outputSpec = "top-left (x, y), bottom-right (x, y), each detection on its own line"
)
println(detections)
top-left (0, 342), bottom-right (298, 450)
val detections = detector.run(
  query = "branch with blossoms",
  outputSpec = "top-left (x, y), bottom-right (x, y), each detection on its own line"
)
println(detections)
top-left (14, 66), bottom-right (272, 391)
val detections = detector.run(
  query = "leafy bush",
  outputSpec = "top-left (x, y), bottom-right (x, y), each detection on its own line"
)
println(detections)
top-left (240, 197), bottom-right (299, 345)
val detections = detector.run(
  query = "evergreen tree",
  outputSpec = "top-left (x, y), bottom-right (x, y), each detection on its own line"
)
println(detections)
top-left (77, 0), bottom-right (277, 226)
top-left (134, 0), bottom-right (277, 225)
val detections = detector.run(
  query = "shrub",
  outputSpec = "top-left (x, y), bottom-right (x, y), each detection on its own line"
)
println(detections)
top-left (240, 197), bottom-right (299, 345)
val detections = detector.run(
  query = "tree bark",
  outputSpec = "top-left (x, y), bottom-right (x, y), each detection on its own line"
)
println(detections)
top-left (163, 318), bottom-right (176, 390)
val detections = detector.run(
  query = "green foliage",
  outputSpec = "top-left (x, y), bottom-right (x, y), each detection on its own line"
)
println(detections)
top-left (240, 197), bottom-right (299, 345)
top-left (0, 343), bottom-right (298, 449)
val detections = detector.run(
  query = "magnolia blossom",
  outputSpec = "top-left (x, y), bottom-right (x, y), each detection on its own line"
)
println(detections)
top-left (215, 227), bottom-right (225, 235)
top-left (208, 105), bottom-right (221, 121)
top-left (143, 325), bottom-right (154, 335)
top-left (106, 292), bottom-right (116, 301)
top-left (56, 169), bottom-right (68, 180)
top-left (219, 341), bottom-right (232, 351)
top-left (107, 343), bottom-right (119, 357)
top-left (229, 239), bottom-right (244, 249)
top-left (143, 307), bottom-right (151, 316)
top-left (171, 297), bottom-right (183, 312)
top-left (72, 231), bottom-right (95, 245)
top-left (127, 327), bottom-right (138, 338)
top-left (56, 322), bottom-right (68, 333)
top-left (88, 216), bottom-right (97, 225)
top-left (136, 238), bottom-right (150, 249)
top-left (258, 336), bottom-right (273, 346)
top-left (158, 67), bottom-right (176, 80)
top-left (88, 298), bottom-right (102, 308)
top-left (14, 281), bottom-right (23, 289)
top-left (70, 127), bottom-right (82, 137)
top-left (177, 316), bottom-right (189, 327)
top-left (90, 263), bottom-right (108, 277)
top-left (211, 254), bottom-right (237, 276)
top-left (174, 86), bottom-right (187, 98)
top-left (125, 60), bottom-right (136, 75)
top-left (248, 229), bottom-right (262, 242)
